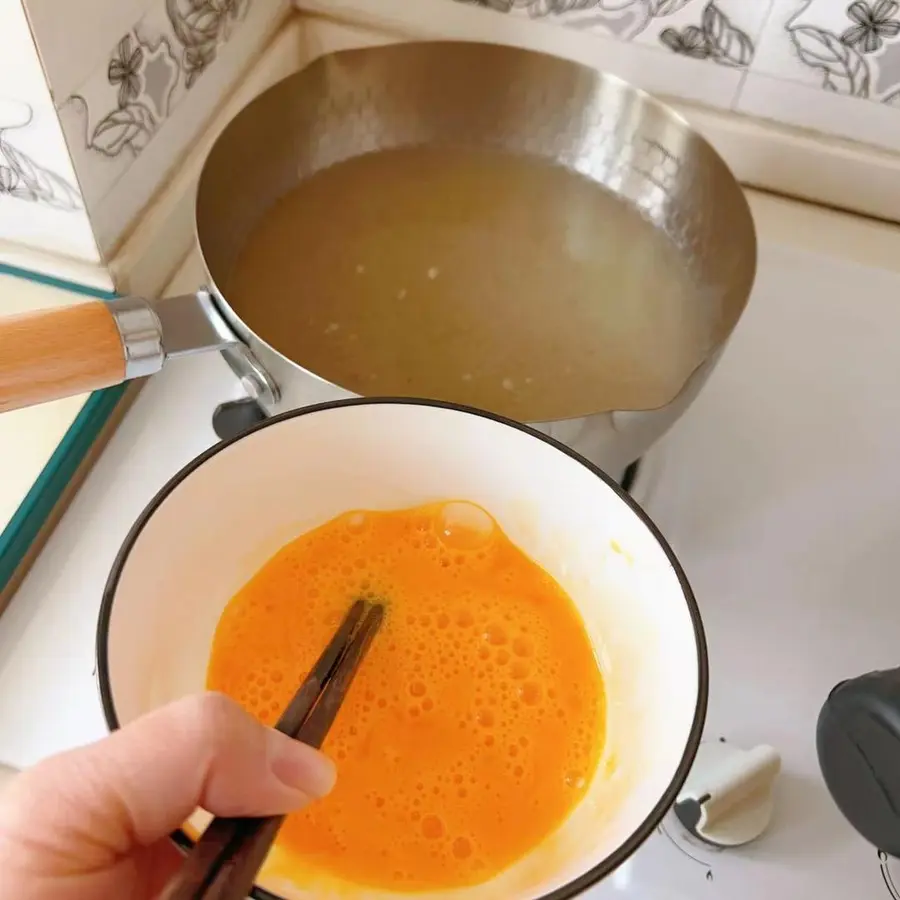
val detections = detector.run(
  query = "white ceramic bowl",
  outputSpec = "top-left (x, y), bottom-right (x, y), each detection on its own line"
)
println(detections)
top-left (97, 398), bottom-right (706, 900)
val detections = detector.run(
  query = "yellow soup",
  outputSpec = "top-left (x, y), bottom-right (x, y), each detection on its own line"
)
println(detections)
top-left (207, 502), bottom-right (605, 891)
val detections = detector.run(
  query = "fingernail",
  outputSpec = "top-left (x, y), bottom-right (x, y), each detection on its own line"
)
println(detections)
top-left (267, 732), bottom-right (337, 799)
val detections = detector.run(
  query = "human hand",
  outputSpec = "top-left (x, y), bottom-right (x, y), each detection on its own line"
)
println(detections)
top-left (0, 692), bottom-right (335, 899)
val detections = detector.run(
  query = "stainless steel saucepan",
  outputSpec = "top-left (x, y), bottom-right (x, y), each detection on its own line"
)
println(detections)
top-left (0, 41), bottom-right (756, 474)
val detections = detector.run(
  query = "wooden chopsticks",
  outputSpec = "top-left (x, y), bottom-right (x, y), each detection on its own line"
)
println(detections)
top-left (160, 599), bottom-right (384, 900)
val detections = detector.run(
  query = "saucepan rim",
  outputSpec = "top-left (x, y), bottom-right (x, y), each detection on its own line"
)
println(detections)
top-left (95, 396), bottom-right (708, 900)
top-left (193, 39), bottom-right (757, 423)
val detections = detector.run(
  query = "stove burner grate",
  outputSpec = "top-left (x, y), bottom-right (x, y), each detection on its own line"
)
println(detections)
top-left (620, 459), bottom-right (641, 495)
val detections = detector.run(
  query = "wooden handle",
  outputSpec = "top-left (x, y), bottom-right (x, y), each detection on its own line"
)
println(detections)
top-left (0, 301), bottom-right (126, 412)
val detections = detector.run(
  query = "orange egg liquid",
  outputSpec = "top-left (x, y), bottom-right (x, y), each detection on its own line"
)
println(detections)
top-left (206, 502), bottom-right (604, 891)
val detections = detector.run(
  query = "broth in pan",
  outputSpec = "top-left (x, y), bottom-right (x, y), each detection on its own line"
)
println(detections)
top-left (227, 146), bottom-right (711, 421)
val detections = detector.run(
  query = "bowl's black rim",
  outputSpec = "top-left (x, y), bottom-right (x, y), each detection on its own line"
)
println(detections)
top-left (96, 396), bottom-right (708, 900)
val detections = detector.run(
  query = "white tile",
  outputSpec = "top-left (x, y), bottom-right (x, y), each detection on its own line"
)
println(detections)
top-left (56, 9), bottom-right (186, 216)
top-left (736, 69), bottom-right (900, 152)
top-left (296, 0), bottom-right (746, 107)
top-left (409, 0), bottom-right (774, 75)
top-left (23, 0), bottom-right (153, 102)
top-left (556, 0), bottom-right (774, 70)
top-left (750, 0), bottom-right (826, 88)
top-left (735, 1), bottom-right (900, 152)
top-left (1, 2), bottom-right (54, 100)
top-left (57, 0), bottom-right (287, 256)
top-left (0, 108), bottom-right (100, 262)
top-left (752, 0), bottom-right (900, 101)
top-left (110, 18), bottom-right (306, 300)
top-left (0, 1), bottom-right (99, 261)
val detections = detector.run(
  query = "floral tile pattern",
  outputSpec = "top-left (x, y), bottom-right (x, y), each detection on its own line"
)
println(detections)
top-left (66, 0), bottom-right (251, 161)
top-left (455, 0), bottom-right (770, 68)
top-left (784, 0), bottom-right (900, 102)
top-left (0, 100), bottom-right (82, 211)
top-left (450, 0), bottom-right (900, 149)
top-left (40, 0), bottom-right (283, 254)
top-left (741, 0), bottom-right (900, 149)
top-left (656, 2), bottom-right (754, 66)
top-left (0, 0), bottom-right (100, 262)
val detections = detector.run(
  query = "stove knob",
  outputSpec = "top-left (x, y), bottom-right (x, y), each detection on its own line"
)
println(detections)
top-left (674, 742), bottom-right (781, 847)
top-left (818, 669), bottom-right (900, 856)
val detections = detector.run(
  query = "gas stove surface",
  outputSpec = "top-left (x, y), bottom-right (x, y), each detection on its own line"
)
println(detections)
top-left (2, 239), bottom-right (900, 897)
top-left (589, 241), bottom-right (900, 899)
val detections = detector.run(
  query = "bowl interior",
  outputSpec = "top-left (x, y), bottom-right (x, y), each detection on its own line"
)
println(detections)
top-left (100, 399), bottom-right (704, 900)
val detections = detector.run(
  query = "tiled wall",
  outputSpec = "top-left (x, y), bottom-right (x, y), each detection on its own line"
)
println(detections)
top-left (453, 0), bottom-right (900, 153)
top-left (0, 1), bottom-right (99, 263)
top-left (22, 0), bottom-right (288, 260)
top-left (8, 0), bottom-right (899, 269)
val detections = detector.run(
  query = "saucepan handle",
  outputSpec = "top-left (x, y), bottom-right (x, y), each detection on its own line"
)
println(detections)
top-left (0, 292), bottom-right (237, 413)
top-left (1, 301), bottom-right (128, 412)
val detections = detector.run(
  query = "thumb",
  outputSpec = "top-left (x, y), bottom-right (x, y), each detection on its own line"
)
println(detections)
top-left (0, 692), bottom-right (335, 868)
